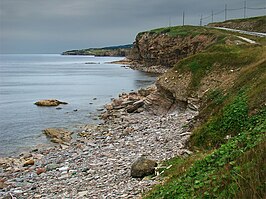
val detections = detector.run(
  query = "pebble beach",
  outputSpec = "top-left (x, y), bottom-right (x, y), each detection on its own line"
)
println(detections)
top-left (0, 87), bottom-right (198, 199)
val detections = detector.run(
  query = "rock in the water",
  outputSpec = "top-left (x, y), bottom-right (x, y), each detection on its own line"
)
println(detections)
top-left (35, 99), bottom-right (68, 107)
top-left (43, 128), bottom-right (72, 144)
top-left (23, 159), bottom-right (35, 167)
top-left (131, 156), bottom-right (157, 178)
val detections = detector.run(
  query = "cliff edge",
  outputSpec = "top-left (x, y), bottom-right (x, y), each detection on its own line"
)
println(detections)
top-left (129, 16), bottom-right (266, 198)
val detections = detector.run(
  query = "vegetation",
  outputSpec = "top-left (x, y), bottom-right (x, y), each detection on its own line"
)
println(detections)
top-left (208, 15), bottom-right (266, 33)
top-left (62, 44), bottom-right (133, 56)
top-left (143, 16), bottom-right (266, 198)
top-left (138, 25), bottom-right (220, 38)
top-left (145, 115), bottom-right (265, 198)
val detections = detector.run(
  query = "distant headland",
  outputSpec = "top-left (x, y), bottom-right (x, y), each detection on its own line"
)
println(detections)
top-left (62, 44), bottom-right (133, 57)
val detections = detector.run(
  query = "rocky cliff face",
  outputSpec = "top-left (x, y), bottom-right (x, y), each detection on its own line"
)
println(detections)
top-left (128, 25), bottom-right (265, 115)
top-left (128, 28), bottom-right (217, 68)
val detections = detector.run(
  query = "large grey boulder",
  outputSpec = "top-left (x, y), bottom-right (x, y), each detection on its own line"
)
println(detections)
top-left (130, 156), bottom-right (157, 178)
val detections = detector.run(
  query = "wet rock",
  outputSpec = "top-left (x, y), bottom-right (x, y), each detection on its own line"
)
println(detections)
top-left (23, 159), bottom-right (34, 167)
top-left (131, 156), bottom-right (157, 178)
top-left (34, 99), bottom-right (67, 107)
top-left (105, 104), bottom-right (113, 111)
top-left (43, 128), bottom-right (72, 144)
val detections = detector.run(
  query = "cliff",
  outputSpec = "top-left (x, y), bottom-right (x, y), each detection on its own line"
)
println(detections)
top-left (128, 26), bottom-right (219, 71)
top-left (129, 17), bottom-right (266, 198)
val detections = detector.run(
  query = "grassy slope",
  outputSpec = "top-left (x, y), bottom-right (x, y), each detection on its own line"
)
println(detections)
top-left (208, 15), bottom-right (266, 33)
top-left (143, 20), bottom-right (266, 198)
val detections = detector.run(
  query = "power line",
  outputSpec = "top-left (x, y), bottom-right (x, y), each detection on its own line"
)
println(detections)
top-left (199, 2), bottom-right (265, 26)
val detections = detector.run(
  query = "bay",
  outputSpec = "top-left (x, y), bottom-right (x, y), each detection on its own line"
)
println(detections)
top-left (0, 54), bottom-right (156, 157)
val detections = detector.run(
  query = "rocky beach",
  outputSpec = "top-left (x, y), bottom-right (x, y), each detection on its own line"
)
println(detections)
top-left (0, 85), bottom-right (198, 198)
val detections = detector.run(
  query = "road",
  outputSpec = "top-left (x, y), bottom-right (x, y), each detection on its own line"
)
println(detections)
top-left (214, 27), bottom-right (266, 37)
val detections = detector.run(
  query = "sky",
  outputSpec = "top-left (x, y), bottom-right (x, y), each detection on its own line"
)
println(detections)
top-left (0, 0), bottom-right (265, 54)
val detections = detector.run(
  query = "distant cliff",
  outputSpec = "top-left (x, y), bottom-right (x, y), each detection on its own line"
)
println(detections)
top-left (62, 44), bottom-right (133, 57)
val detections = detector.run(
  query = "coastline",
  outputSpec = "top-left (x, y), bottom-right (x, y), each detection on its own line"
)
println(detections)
top-left (111, 58), bottom-right (170, 74)
top-left (0, 81), bottom-right (198, 198)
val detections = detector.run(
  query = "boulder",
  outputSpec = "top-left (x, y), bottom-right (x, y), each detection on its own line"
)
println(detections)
top-left (127, 100), bottom-right (144, 113)
top-left (36, 168), bottom-right (46, 175)
top-left (131, 156), bottom-right (157, 178)
top-left (43, 128), bottom-right (72, 144)
top-left (23, 159), bottom-right (35, 167)
top-left (35, 99), bottom-right (68, 107)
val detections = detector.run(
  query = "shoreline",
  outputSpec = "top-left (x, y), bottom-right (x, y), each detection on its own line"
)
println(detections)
top-left (0, 85), bottom-right (198, 198)
top-left (111, 58), bottom-right (170, 74)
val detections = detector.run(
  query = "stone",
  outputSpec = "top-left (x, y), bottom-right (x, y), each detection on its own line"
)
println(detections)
top-left (105, 104), bottom-right (113, 111)
top-left (126, 100), bottom-right (144, 113)
top-left (0, 179), bottom-right (8, 189)
top-left (78, 191), bottom-right (88, 197)
top-left (131, 156), bottom-right (157, 178)
top-left (45, 164), bottom-right (60, 171)
top-left (58, 166), bottom-right (69, 172)
top-left (36, 168), bottom-right (46, 175)
top-left (23, 159), bottom-right (35, 167)
top-left (34, 99), bottom-right (67, 107)
top-left (43, 128), bottom-right (72, 144)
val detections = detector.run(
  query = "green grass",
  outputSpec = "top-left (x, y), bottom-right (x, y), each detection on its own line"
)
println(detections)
top-left (174, 44), bottom-right (264, 91)
top-left (138, 26), bottom-right (217, 38)
top-left (144, 109), bottom-right (266, 199)
top-left (208, 15), bottom-right (266, 33)
top-left (143, 22), bottom-right (266, 198)
top-left (191, 91), bottom-right (249, 149)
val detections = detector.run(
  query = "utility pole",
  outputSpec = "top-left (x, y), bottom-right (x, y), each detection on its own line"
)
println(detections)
top-left (200, 14), bottom-right (203, 26)
top-left (225, 4), bottom-right (227, 21)
top-left (169, 16), bottom-right (171, 27)
top-left (212, 10), bottom-right (214, 23)
top-left (182, 11), bottom-right (185, 26)
top-left (244, 1), bottom-right (247, 18)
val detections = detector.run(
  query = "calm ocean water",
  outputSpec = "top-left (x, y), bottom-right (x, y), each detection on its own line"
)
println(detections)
top-left (0, 54), bottom-right (156, 157)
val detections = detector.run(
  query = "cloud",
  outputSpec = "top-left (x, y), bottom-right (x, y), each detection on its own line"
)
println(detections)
top-left (1, 0), bottom-right (265, 53)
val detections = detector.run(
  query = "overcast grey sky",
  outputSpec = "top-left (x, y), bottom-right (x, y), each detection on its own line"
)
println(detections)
top-left (0, 0), bottom-right (265, 54)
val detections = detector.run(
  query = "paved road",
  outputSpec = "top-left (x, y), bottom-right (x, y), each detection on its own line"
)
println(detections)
top-left (214, 27), bottom-right (266, 37)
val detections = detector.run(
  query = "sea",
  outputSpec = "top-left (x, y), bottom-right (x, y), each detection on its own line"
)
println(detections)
top-left (0, 54), bottom-right (157, 157)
